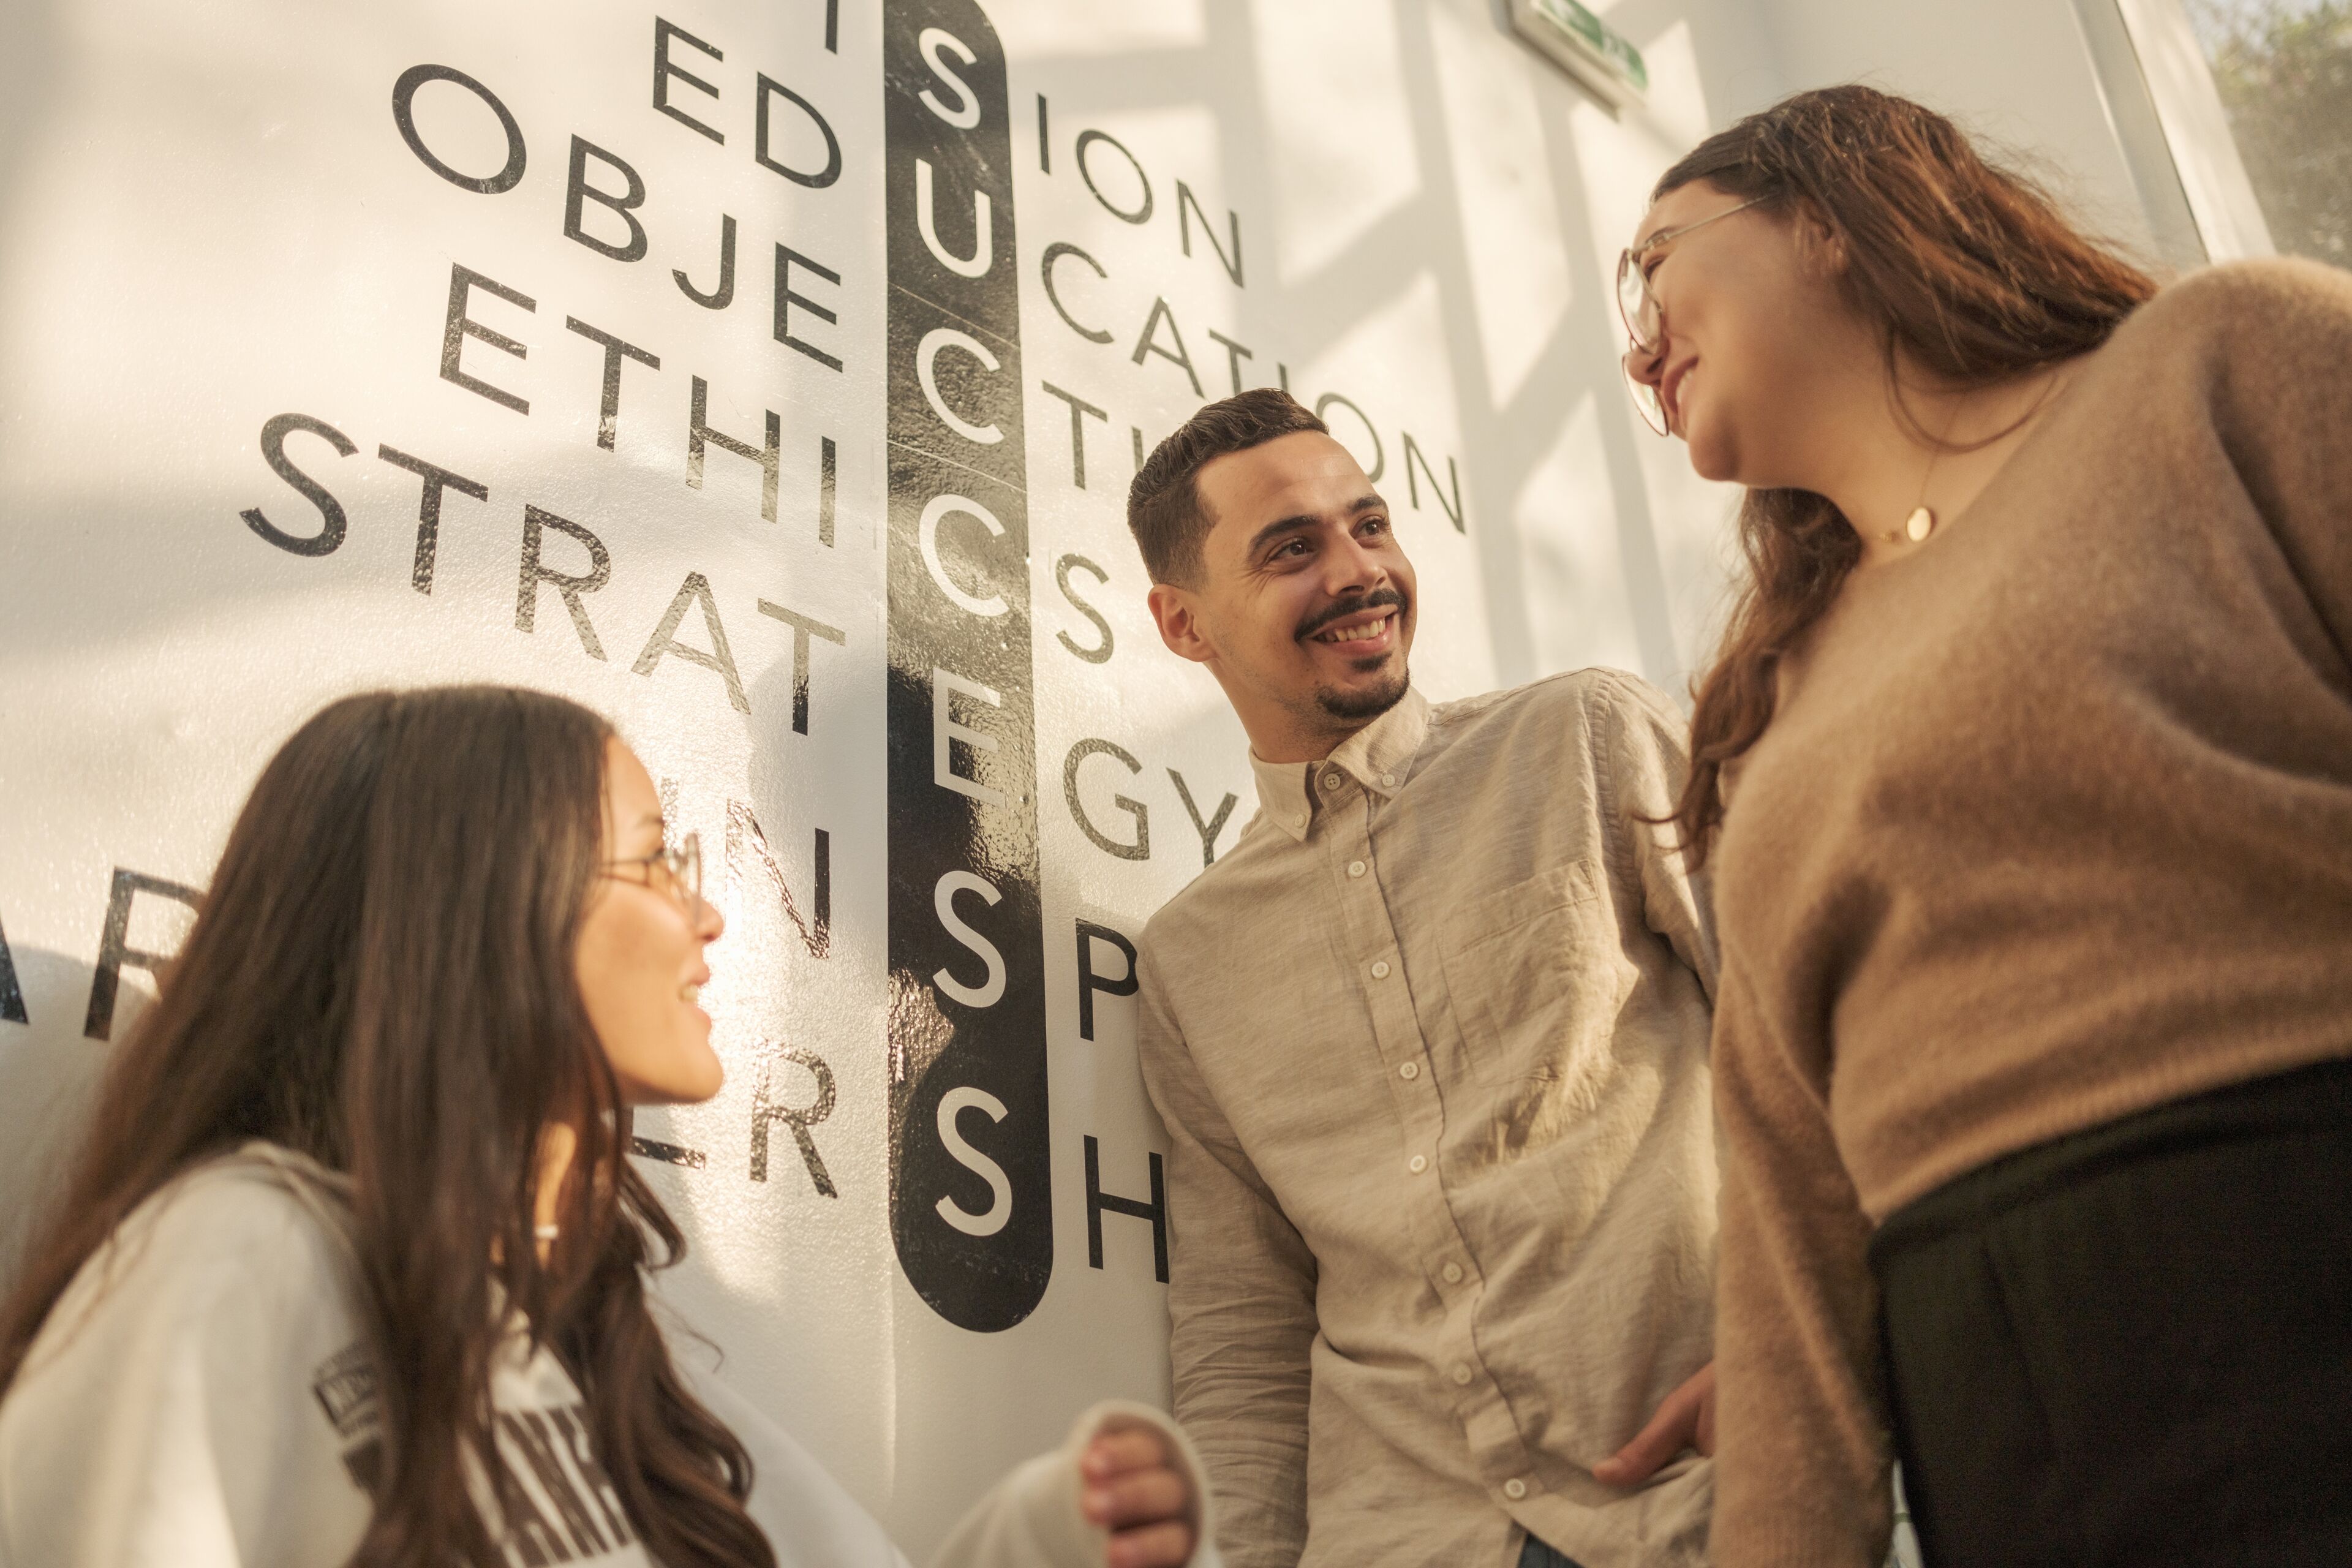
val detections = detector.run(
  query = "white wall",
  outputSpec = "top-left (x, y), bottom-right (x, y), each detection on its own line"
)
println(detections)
top-left (1751, 0), bottom-right (2172, 262)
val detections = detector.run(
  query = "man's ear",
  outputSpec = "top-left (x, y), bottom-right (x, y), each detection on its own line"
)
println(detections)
top-left (1148, 581), bottom-right (1216, 666)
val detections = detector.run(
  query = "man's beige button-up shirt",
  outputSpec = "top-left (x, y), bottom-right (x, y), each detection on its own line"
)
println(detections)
top-left (1136, 671), bottom-right (1719, 1568)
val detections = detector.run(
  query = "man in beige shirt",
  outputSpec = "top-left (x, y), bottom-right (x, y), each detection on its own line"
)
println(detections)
top-left (1126, 390), bottom-right (1719, 1568)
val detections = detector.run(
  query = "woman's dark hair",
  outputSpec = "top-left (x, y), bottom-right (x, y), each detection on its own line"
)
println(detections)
top-left (1657, 85), bottom-right (2158, 868)
top-left (0, 686), bottom-right (773, 1568)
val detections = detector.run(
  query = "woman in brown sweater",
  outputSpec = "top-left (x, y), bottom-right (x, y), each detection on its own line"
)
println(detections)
top-left (1616, 86), bottom-right (2352, 1567)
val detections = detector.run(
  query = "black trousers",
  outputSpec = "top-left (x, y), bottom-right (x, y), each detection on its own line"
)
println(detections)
top-left (1871, 1056), bottom-right (2352, 1568)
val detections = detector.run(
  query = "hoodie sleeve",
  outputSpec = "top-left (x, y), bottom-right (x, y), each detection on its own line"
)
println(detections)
top-left (684, 1370), bottom-right (913, 1568)
top-left (0, 1171), bottom-right (371, 1568)
top-left (927, 1401), bottom-right (1223, 1568)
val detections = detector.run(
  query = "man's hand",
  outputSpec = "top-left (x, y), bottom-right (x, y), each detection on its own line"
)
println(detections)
top-left (1079, 1424), bottom-right (1198, 1567)
top-left (1592, 1361), bottom-right (1716, 1489)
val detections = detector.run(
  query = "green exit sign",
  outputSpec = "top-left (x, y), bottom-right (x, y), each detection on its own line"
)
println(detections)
top-left (1511, 0), bottom-right (1650, 105)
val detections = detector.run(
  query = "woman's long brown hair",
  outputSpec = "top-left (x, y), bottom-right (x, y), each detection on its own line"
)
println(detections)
top-left (0, 686), bottom-right (775, 1568)
top-left (1658, 86), bottom-right (2158, 869)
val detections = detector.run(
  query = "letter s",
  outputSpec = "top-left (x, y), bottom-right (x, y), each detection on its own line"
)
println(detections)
top-left (241, 413), bottom-right (357, 557)
top-left (932, 870), bottom-right (1006, 1008)
top-left (934, 1085), bottom-right (1012, 1236)
top-left (917, 28), bottom-right (980, 129)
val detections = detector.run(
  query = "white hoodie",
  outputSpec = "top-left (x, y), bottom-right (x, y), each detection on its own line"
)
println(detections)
top-left (0, 1147), bottom-right (1219, 1568)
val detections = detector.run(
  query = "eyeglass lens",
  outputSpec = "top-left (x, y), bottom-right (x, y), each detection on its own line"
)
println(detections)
top-left (1617, 252), bottom-right (1658, 350)
top-left (1621, 355), bottom-right (1667, 435)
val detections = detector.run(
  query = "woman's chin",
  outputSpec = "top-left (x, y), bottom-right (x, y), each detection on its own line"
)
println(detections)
top-left (676, 1050), bottom-right (726, 1105)
top-left (617, 1046), bottom-right (726, 1107)
top-left (1683, 419), bottom-right (1740, 483)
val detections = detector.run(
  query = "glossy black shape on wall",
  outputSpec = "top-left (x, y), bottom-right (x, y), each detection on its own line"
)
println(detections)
top-left (883, 0), bottom-right (1051, 1332)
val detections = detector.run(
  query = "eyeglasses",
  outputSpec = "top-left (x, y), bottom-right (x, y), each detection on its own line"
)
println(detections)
top-left (602, 832), bottom-right (704, 913)
top-left (1616, 196), bottom-right (1768, 434)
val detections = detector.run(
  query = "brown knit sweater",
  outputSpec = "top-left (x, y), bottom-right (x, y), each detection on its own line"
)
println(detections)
top-left (1706, 258), bottom-right (2352, 1568)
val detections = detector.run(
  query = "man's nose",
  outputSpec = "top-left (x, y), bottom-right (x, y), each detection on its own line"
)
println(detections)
top-left (1324, 529), bottom-right (1389, 594)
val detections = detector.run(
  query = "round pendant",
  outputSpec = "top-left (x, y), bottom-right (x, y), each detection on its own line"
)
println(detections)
top-left (1904, 506), bottom-right (1935, 543)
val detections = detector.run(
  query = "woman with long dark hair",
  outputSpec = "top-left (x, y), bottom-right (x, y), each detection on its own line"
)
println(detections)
top-left (0, 685), bottom-right (1212, 1568)
top-left (1616, 86), bottom-right (2352, 1566)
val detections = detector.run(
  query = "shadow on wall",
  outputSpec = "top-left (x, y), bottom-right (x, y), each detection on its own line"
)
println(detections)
top-left (1009, 0), bottom-right (1779, 703)
top-left (0, 0), bottom-right (62, 271)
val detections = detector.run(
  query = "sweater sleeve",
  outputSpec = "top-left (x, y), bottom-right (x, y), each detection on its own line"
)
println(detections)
top-left (2201, 258), bottom-right (2352, 654)
top-left (925, 1402), bottom-right (1223, 1568)
top-left (1707, 961), bottom-right (1891, 1568)
top-left (1133, 941), bottom-right (1317, 1568)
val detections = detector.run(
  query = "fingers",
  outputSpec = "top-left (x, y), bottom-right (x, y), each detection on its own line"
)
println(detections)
top-left (1591, 1400), bottom-right (1691, 1487)
top-left (1592, 1363), bottom-right (1714, 1488)
top-left (1681, 1360), bottom-right (1717, 1459)
top-left (1084, 1464), bottom-right (1188, 1529)
top-left (1106, 1520), bottom-right (1195, 1568)
top-left (1082, 1425), bottom-right (1171, 1481)
top-left (1082, 1425), bottom-right (1196, 1564)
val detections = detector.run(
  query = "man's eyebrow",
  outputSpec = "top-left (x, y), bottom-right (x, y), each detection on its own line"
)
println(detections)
top-left (1245, 496), bottom-right (1387, 557)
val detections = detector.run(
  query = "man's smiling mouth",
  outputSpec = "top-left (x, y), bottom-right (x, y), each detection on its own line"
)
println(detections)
top-left (1311, 609), bottom-right (1397, 647)
top-left (1297, 588), bottom-right (1408, 647)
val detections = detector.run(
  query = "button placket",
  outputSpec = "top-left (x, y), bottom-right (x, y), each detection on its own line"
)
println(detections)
top-left (1330, 771), bottom-right (1495, 1451)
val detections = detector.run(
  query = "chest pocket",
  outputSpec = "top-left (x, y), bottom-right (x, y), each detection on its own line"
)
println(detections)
top-left (1437, 861), bottom-right (1619, 1088)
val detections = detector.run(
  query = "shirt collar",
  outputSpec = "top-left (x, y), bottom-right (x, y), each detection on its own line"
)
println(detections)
top-left (1247, 686), bottom-right (1430, 843)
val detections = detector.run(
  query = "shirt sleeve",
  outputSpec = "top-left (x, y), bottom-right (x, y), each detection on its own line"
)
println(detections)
top-left (0, 1181), bottom-right (361, 1568)
top-left (1594, 671), bottom-right (1719, 1001)
top-left (1707, 961), bottom-right (1891, 1568)
top-left (1133, 941), bottom-right (1317, 1568)
top-left (925, 1401), bottom-right (1223, 1568)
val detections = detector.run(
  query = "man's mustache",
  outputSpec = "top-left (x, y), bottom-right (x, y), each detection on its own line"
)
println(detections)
top-left (1297, 588), bottom-right (1408, 643)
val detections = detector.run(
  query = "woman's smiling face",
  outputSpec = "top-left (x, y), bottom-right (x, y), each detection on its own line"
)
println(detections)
top-left (575, 738), bottom-right (726, 1106)
top-left (1626, 180), bottom-right (1862, 490)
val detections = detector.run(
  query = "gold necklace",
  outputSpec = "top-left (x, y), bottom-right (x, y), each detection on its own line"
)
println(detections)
top-left (1882, 369), bottom-right (2068, 546)
top-left (1885, 399), bottom-right (1962, 545)
top-left (1890, 456), bottom-right (1940, 544)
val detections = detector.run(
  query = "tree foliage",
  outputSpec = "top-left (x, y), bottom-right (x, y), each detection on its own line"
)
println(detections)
top-left (2187, 0), bottom-right (2352, 264)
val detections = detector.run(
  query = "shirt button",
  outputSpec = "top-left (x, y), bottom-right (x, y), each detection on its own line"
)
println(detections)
top-left (1348, 859), bottom-right (1367, 878)
top-left (1451, 1363), bottom-right (1474, 1386)
top-left (1442, 1262), bottom-right (1464, 1283)
top-left (1371, 960), bottom-right (1391, 979)
top-left (1408, 1154), bottom-right (1428, 1174)
top-left (1322, 771), bottom-right (1343, 791)
top-left (1289, 812), bottom-right (1305, 828)
top-left (1503, 1478), bottom-right (1528, 1501)
top-left (1399, 1061), bottom-right (1419, 1080)
top-left (1381, 773), bottom-right (1396, 788)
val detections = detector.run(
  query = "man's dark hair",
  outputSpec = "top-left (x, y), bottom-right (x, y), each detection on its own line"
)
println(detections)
top-left (1126, 387), bottom-right (1327, 584)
